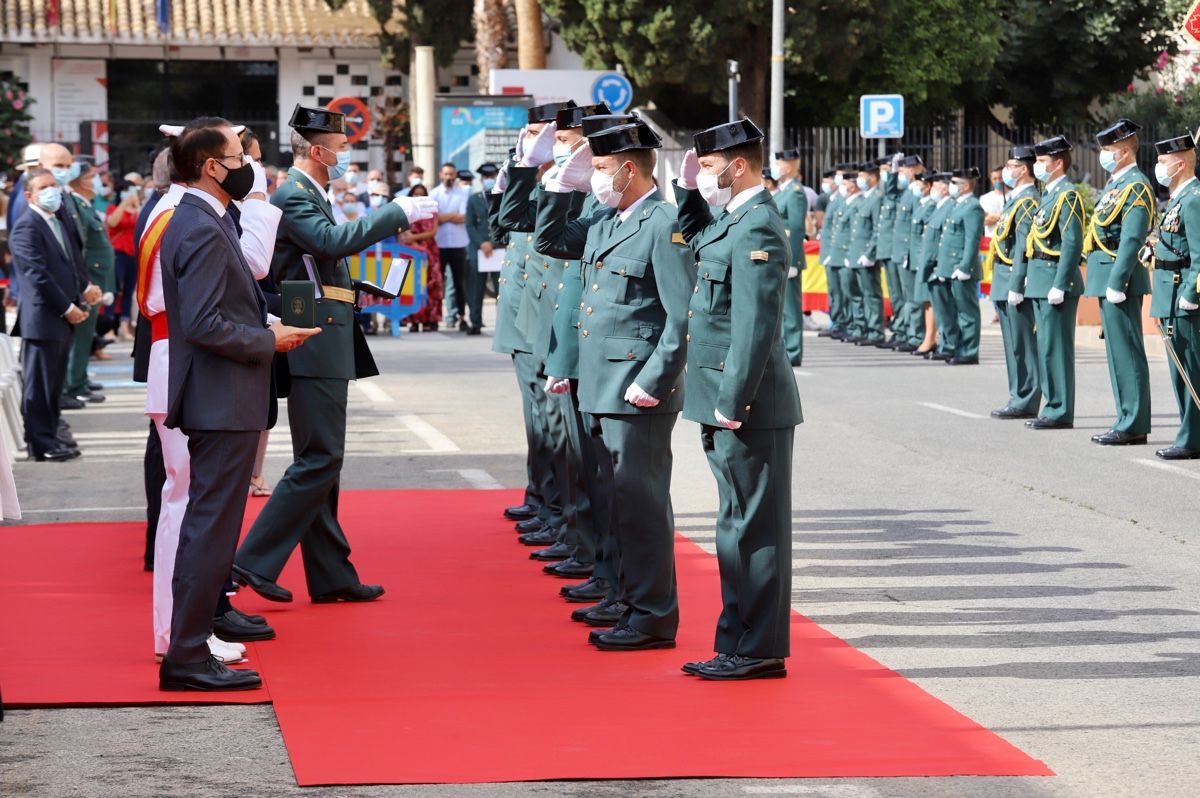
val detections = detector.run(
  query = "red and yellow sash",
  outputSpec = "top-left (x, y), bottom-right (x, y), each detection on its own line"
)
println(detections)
top-left (136, 209), bottom-right (174, 342)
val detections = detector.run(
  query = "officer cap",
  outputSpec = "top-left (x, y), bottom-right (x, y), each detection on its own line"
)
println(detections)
top-left (933, 171), bottom-right (952, 183)
top-left (774, 148), bottom-right (801, 161)
top-left (842, 169), bottom-right (859, 180)
top-left (915, 170), bottom-right (935, 183)
top-left (762, 167), bottom-right (774, 180)
top-left (1155, 134), bottom-right (1196, 155)
top-left (581, 113), bottom-right (637, 137)
top-left (1010, 145), bottom-right (1037, 163)
top-left (873, 156), bottom-right (892, 168)
top-left (833, 161), bottom-right (857, 172)
top-left (289, 104), bottom-right (346, 135)
top-left (858, 161), bottom-right (880, 174)
top-left (822, 169), bottom-right (836, 179)
top-left (900, 154), bottom-right (923, 168)
top-left (528, 100), bottom-right (576, 125)
top-left (951, 167), bottom-right (980, 180)
top-left (693, 118), bottom-right (764, 156)
top-left (556, 103), bottom-right (610, 130)
top-left (476, 162), bottom-right (499, 176)
top-left (589, 121), bottom-right (662, 156)
top-left (457, 170), bottom-right (474, 181)
top-left (1096, 118), bottom-right (1141, 147)
top-left (1033, 135), bottom-right (1072, 156)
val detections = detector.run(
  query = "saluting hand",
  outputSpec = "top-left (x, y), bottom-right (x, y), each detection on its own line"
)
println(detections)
top-left (554, 141), bottom-right (594, 193)
top-left (679, 149), bottom-right (700, 190)
top-left (520, 122), bottom-right (558, 168)
top-left (270, 320), bottom-right (321, 352)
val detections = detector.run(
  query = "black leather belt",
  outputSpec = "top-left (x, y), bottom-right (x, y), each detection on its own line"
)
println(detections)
top-left (1157, 259), bottom-right (1187, 272)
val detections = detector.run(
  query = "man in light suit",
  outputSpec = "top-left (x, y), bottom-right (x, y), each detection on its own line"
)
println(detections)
top-left (157, 117), bottom-right (318, 692)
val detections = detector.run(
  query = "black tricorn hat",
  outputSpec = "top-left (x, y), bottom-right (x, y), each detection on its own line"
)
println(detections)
top-left (774, 148), bottom-right (801, 161)
top-left (693, 118), bottom-right (764, 156)
top-left (841, 168), bottom-right (859, 179)
top-left (1034, 135), bottom-right (1072, 156)
top-left (900, 154), bottom-right (923, 168)
top-left (581, 112), bottom-right (637, 137)
top-left (1096, 118), bottom-right (1141, 147)
top-left (289, 104), bottom-right (346, 135)
top-left (1155, 134), bottom-right (1195, 155)
top-left (476, 162), bottom-right (499, 176)
top-left (1010, 145), bottom-right (1037, 163)
top-left (528, 100), bottom-right (576, 124)
top-left (761, 167), bottom-right (774, 180)
top-left (457, 170), bottom-right (474, 181)
top-left (822, 169), bottom-right (836, 178)
top-left (858, 161), bottom-right (880, 173)
top-left (589, 121), bottom-right (662, 156)
top-left (915, 170), bottom-right (936, 182)
top-left (951, 167), bottom-right (980, 180)
top-left (833, 161), bottom-right (857, 172)
top-left (557, 103), bottom-right (611, 130)
top-left (933, 171), bottom-right (953, 183)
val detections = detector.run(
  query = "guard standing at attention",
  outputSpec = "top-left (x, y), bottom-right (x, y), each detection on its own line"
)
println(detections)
top-left (919, 172), bottom-right (956, 360)
top-left (875, 154), bottom-right (904, 348)
top-left (846, 162), bottom-right (885, 345)
top-left (934, 167), bottom-right (984, 365)
top-left (885, 155), bottom-right (921, 350)
top-left (1011, 135), bottom-right (1084, 430)
top-left (1085, 119), bottom-right (1155, 446)
top-left (674, 119), bottom-right (803, 681)
top-left (770, 148), bottom-right (808, 365)
top-left (989, 146), bottom-right (1042, 418)
top-left (817, 164), bottom-right (850, 338)
top-left (234, 104), bottom-right (438, 604)
top-left (828, 166), bottom-right (860, 341)
top-left (902, 166), bottom-right (935, 354)
top-left (1148, 134), bottom-right (1200, 460)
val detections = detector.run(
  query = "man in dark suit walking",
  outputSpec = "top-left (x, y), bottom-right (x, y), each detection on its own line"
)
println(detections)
top-left (157, 117), bottom-right (318, 691)
top-left (8, 168), bottom-right (95, 462)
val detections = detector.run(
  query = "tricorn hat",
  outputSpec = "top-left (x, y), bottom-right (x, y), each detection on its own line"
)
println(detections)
top-left (581, 113), bottom-right (637, 137)
top-left (1096, 119), bottom-right (1141, 147)
top-left (900, 154), bottom-right (924, 168)
top-left (289, 104), bottom-right (346, 135)
top-left (951, 167), bottom-right (981, 180)
top-left (589, 121), bottom-right (662, 156)
top-left (528, 100), bottom-right (576, 125)
top-left (693, 118), bottom-right (764, 157)
top-left (1010, 145), bottom-right (1037, 163)
top-left (476, 162), bottom-right (500, 176)
top-left (557, 103), bottom-right (610, 130)
top-left (774, 148), bottom-right (801, 161)
top-left (1156, 134), bottom-right (1196, 155)
top-left (1033, 135), bottom-right (1072, 156)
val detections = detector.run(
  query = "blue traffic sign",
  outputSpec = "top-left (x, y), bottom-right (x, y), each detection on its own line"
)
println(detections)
top-left (592, 73), bottom-right (633, 113)
top-left (859, 94), bottom-right (904, 139)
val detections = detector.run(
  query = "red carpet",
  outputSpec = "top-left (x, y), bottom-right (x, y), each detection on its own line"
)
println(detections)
top-left (2, 490), bottom-right (1052, 784)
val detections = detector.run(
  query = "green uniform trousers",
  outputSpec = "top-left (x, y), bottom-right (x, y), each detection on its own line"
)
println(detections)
top-left (588, 412), bottom-right (679, 640)
top-left (63, 304), bottom-right (99, 397)
top-left (838, 266), bottom-right (861, 337)
top-left (930, 279), bottom-right (961, 355)
top-left (236, 376), bottom-right (360, 597)
top-left (514, 351), bottom-right (563, 528)
top-left (954, 278), bottom-right (981, 361)
top-left (781, 275), bottom-right (804, 366)
top-left (556, 387), bottom-right (597, 565)
top-left (827, 265), bottom-right (848, 332)
top-left (1164, 315), bottom-right (1200, 449)
top-left (883, 259), bottom-right (904, 337)
top-left (701, 424), bottom-right (794, 659)
top-left (895, 266), bottom-right (917, 343)
top-left (1032, 295), bottom-right (1079, 424)
top-left (908, 275), bottom-right (930, 347)
top-left (995, 299), bottom-right (1041, 413)
top-left (1100, 296), bottom-right (1151, 435)
top-left (854, 265), bottom-right (885, 342)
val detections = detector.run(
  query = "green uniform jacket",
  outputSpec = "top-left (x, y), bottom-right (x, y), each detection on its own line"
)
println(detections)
top-left (988, 184), bottom-right (1039, 300)
top-left (1012, 178), bottom-right (1084, 299)
top-left (543, 192), bottom-right (604, 379)
top-left (466, 191), bottom-right (492, 249)
top-left (906, 197), bottom-right (933, 272)
top-left (272, 167), bottom-right (408, 379)
top-left (65, 192), bottom-right (115, 292)
top-left (535, 188), bottom-right (693, 415)
top-left (818, 191), bottom-right (844, 265)
top-left (1084, 167), bottom-right (1154, 297)
top-left (827, 192), bottom-right (858, 267)
top-left (876, 173), bottom-right (901, 263)
top-left (674, 183), bottom-right (803, 429)
top-left (936, 195), bottom-right (985, 280)
top-left (919, 197), bottom-right (955, 283)
top-left (1151, 179), bottom-right (1200, 319)
top-left (775, 179), bottom-right (808, 270)
top-left (847, 187), bottom-right (883, 267)
top-left (891, 186), bottom-right (917, 268)
top-left (489, 170), bottom-right (534, 355)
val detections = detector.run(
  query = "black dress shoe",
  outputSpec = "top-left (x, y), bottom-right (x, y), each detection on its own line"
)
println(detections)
top-left (914, 348), bottom-right (934, 358)
top-left (1025, 417), bottom-right (1073, 430)
top-left (545, 557), bottom-right (594, 577)
top-left (561, 576), bottom-right (610, 602)
top-left (87, 381), bottom-right (104, 392)
top-left (874, 339), bottom-right (896, 349)
top-left (212, 610), bottom-right (277, 642)
top-left (530, 541), bottom-right (572, 561)
top-left (60, 395), bottom-right (85, 410)
top-left (817, 329), bottom-right (834, 338)
top-left (1156, 446), bottom-right (1200, 460)
top-left (895, 342), bottom-right (917, 352)
top-left (860, 337), bottom-right (884, 347)
top-left (29, 446), bottom-right (81, 462)
top-left (231, 564), bottom-right (293, 603)
top-left (311, 583), bottom-right (385, 603)
top-left (571, 600), bottom-right (608, 622)
top-left (992, 406), bottom-right (1036, 420)
top-left (829, 330), bottom-right (847, 341)
top-left (504, 503), bottom-right (539, 521)
top-left (514, 517), bottom-right (543, 533)
top-left (578, 600), bottom-right (628, 626)
top-left (159, 655), bottom-right (262, 692)
top-left (226, 604), bottom-right (267, 626)
top-left (594, 625), bottom-right (675, 651)
top-left (1091, 429), bottom-right (1111, 442)
top-left (929, 351), bottom-right (952, 362)
top-left (587, 627), bottom-right (614, 645)
top-left (946, 356), bottom-right (979, 365)
top-left (467, 327), bottom-right (482, 336)
top-left (1095, 430), bottom-right (1147, 446)
top-left (518, 527), bottom-right (557, 546)
top-left (682, 653), bottom-right (731, 675)
top-left (56, 431), bottom-right (77, 447)
top-left (694, 654), bottom-right (786, 681)
top-left (77, 391), bottom-right (106, 403)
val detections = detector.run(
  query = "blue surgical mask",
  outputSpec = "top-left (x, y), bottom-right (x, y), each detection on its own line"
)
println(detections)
top-left (948, 183), bottom-right (961, 198)
top-left (92, 174), bottom-right (105, 194)
top-left (482, 178), bottom-right (496, 192)
top-left (910, 182), bottom-right (924, 197)
top-left (1002, 166), bottom-right (1017, 188)
top-left (37, 186), bottom-right (63, 213)
top-left (834, 174), bottom-right (844, 187)
top-left (321, 146), bottom-right (352, 181)
top-left (1155, 162), bottom-right (1178, 187)
top-left (51, 167), bottom-right (72, 186)
top-left (345, 171), bottom-right (360, 186)
top-left (1098, 150), bottom-right (1118, 173)
top-left (553, 143), bottom-right (572, 169)
top-left (855, 176), bottom-right (869, 191)
top-left (897, 174), bottom-right (909, 190)
top-left (770, 163), bottom-right (784, 181)
top-left (342, 200), bottom-right (359, 214)
top-left (1033, 162), bottom-right (1050, 181)
top-left (821, 182), bottom-right (832, 194)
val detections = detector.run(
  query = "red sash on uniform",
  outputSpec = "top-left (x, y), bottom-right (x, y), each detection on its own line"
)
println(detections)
top-left (136, 209), bottom-right (174, 343)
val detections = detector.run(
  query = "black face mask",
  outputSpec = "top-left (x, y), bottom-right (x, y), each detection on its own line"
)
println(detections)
top-left (215, 159), bottom-right (255, 201)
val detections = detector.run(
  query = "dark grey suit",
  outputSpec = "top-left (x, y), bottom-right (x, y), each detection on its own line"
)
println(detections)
top-left (160, 192), bottom-right (275, 664)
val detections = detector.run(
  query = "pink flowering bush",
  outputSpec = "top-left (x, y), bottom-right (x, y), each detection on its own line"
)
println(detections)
top-left (0, 73), bottom-right (34, 173)
top-left (1106, 49), bottom-right (1200, 135)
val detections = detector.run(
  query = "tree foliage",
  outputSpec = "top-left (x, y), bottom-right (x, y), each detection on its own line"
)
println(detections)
top-left (0, 73), bottom-right (34, 173)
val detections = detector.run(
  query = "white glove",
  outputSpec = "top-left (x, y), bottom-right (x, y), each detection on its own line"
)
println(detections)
top-left (1105, 287), bottom-right (1127, 304)
top-left (556, 141), bottom-right (594, 193)
top-left (679, 148), bottom-right (700, 190)
top-left (1048, 286), bottom-right (1065, 305)
top-left (936, 276), bottom-right (947, 283)
top-left (843, 259), bottom-right (850, 267)
top-left (820, 257), bottom-right (830, 266)
top-left (519, 122), bottom-right (558, 168)
top-left (857, 255), bottom-right (872, 267)
top-left (248, 159), bottom-right (268, 197)
top-left (513, 126), bottom-right (528, 163)
top-left (787, 266), bottom-right (798, 279)
top-left (952, 268), bottom-right (970, 281)
top-left (1008, 290), bottom-right (1024, 306)
top-left (890, 151), bottom-right (904, 171)
top-left (624, 382), bottom-right (660, 408)
top-left (491, 165), bottom-right (509, 195)
top-left (1180, 296), bottom-right (1200, 312)
top-left (714, 409), bottom-right (742, 430)
top-left (544, 376), bottom-right (571, 395)
top-left (394, 196), bottom-right (439, 223)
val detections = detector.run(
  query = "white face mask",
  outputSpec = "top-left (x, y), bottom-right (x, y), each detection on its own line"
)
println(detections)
top-left (837, 184), bottom-right (849, 197)
top-left (1033, 162), bottom-right (1051, 181)
top-left (697, 159), bottom-right (735, 206)
top-left (948, 183), bottom-right (961, 198)
top-left (552, 143), bottom-right (572, 168)
top-left (370, 194), bottom-right (385, 208)
top-left (910, 182), bottom-right (924, 197)
top-left (591, 162), bottom-right (630, 208)
top-left (1155, 161), bottom-right (1181, 187)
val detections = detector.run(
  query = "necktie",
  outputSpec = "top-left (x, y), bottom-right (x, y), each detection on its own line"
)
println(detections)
top-left (48, 216), bottom-right (66, 254)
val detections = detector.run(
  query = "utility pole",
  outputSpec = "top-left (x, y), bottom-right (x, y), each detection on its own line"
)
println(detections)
top-left (769, 0), bottom-right (784, 154)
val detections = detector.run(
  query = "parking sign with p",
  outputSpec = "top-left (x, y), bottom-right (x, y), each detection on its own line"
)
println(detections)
top-left (860, 94), bottom-right (904, 139)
